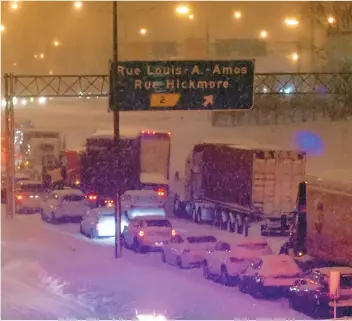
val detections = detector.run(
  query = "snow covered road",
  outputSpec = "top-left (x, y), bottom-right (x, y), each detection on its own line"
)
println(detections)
top-left (1, 209), bottom-right (308, 320)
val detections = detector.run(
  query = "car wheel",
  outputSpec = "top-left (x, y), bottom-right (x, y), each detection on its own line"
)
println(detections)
top-left (133, 237), bottom-right (144, 253)
top-left (203, 261), bottom-right (211, 280)
top-left (220, 265), bottom-right (231, 286)
top-left (239, 279), bottom-right (249, 293)
top-left (89, 228), bottom-right (97, 239)
top-left (312, 303), bottom-right (325, 319)
top-left (289, 296), bottom-right (298, 310)
top-left (250, 283), bottom-right (263, 299)
top-left (40, 209), bottom-right (47, 221)
top-left (50, 212), bottom-right (56, 223)
top-left (161, 251), bottom-right (166, 263)
top-left (176, 256), bottom-right (183, 269)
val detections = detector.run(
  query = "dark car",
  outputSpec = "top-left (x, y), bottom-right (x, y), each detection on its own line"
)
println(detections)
top-left (288, 266), bottom-right (352, 319)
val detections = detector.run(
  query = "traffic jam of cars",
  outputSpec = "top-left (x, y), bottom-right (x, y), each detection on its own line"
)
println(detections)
top-left (2, 128), bottom-right (351, 319)
top-left (2, 174), bottom-right (352, 320)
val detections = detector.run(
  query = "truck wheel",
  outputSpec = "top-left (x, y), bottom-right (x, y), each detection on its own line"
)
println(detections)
top-left (227, 220), bottom-right (233, 233)
top-left (203, 261), bottom-right (211, 280)
top-left (220, 265), bottom-right (231, 286)
top-left (192, 206), bottom-right (197, 223)
top-left (196, 207), bottom-right (202, 223)
top-left (173, 196), bottom-right (181, 216)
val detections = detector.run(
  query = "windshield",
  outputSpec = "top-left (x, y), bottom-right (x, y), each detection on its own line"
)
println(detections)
top-left (145, 219), bottom-right (171, 228)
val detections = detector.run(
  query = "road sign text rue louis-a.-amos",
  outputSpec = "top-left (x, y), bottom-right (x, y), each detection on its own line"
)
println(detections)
top-left (110, 60), bottom-right (255, 111)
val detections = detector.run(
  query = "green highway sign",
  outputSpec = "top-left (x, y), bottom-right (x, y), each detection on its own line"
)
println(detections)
top-left (109, 60), bottom-right (255, 111)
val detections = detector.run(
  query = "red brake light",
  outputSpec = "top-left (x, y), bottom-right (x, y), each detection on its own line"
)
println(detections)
top-left (138, 230), bottom-right (144, 237)
top-left (172, 229), bottom-right (176, 236)
top-left (157, 188), bottom-right (166, 197)
top-left (16, 195), bottom-right (23, 200)
top-left (87, 194), bottom-right (97, 201)
top-left (104, 200), bottom-right (114, 204)
top-left (168, 132), bottom-right (171, 135)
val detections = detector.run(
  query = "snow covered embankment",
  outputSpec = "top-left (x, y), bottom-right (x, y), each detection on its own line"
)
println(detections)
top-left (1, 260), bottom-right (125, 320)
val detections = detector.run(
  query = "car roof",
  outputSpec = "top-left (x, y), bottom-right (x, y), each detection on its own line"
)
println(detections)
top-left (223, 236), bottom-right (269, 247)
top-left (16, 180), bottom-right (43, 186)
top-left (15, 172), bottom-right (30, 178)
top-left (178, 232), bottom-right (217, 239)
top-left (123, 190), bottom-right (159, 197)
top-left (132, 215), bottom-right (168, 221)
top-left (52, 189), bottom-right (85, 196)
top-left (314, 266), bottom-right (352, 276)
top-left (89, 207), bottom-right (115, 215)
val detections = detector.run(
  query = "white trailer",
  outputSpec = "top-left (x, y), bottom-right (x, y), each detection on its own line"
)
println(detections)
top-left (173, 142), bottom-right (306, 232)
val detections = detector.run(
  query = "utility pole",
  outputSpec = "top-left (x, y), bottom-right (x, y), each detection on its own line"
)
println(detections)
top-left (112, 1), bottom-right (122, 258)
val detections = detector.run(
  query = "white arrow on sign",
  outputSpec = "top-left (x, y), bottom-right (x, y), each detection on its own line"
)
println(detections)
top-left (203, 95), bottom-right (214, 107)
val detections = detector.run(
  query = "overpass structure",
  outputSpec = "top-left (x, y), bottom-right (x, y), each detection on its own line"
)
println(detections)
top-left (6, 71), bottom-right (352, 126)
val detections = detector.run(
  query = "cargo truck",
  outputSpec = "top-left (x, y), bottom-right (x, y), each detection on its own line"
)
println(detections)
top-left (281, 175), bottom-right (352, 267)
top-left (60, 148), bottom-right (85, 188)
top-left (173, 143), bottom-right (306, 231)
top-left (81, 128), bottom-right (171, 205)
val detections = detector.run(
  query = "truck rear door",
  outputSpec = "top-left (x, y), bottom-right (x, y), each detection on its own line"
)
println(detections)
top-left (252, 150), bottom-right (305, 217)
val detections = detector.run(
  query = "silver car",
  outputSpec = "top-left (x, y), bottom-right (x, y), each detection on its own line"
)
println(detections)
top-left (15, 180), bottom-right (48, 213)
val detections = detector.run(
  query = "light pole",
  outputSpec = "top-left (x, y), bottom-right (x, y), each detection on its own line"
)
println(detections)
top-left (112, 1), bottom-right (122, 259)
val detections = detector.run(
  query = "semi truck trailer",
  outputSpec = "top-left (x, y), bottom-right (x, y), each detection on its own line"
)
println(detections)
top-left (173, 142), bottom-right (306, 231)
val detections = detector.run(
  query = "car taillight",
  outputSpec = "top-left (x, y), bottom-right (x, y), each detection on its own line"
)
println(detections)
top-left (138, 230), bottom-right (144, 237)
top-left (171, 229), bottom-right (176, 236)
top-left (16, 195), bottom-right (23, 200)
top-left (157, 188), bottom-right (166, 197)
top-left (96, 223), bottom-right (101, 230)
top-left (87, 194), bottom-right (97, 201)
top-left (104, 199), bottom-right (114, 204)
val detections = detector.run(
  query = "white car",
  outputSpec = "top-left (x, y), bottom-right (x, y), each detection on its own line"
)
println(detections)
top-left (80, 207), bottom-right (115, 238)
top-left (122, 216), bottom-right (176, 253)
top-left (203, 236), bottom-right (273, 285)
top-left (161, 233), bottom-right (217, 268)
top-left (40, 189), bottom-right (89, 222)
top-left (15, 180), bottom-right (48, 213)
top-left (238, 254), bottom-right (302, 298)
top-left (121, 190), bottom-right (166, 231)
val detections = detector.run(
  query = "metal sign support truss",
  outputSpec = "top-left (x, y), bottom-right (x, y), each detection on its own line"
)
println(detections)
top-left (3, 71), bottom-right (352, 217)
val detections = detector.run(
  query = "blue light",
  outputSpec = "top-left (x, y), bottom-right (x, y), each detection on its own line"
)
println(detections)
top-left (293, 131), bottom-right (324, 156)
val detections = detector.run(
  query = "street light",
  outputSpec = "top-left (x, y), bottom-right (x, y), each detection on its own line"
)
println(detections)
top-left (188, 14), bottom-right (194, 20)
top-left (10, 2), bottom-right (19, 10)
top-left (260, 30), bottom-right (268, 39)
top-left (234, 11), bottom-right (242, 19)
top-left (139, 28), bottom-right (147, 35)
top-left (327, 16), bottom-right (336, 24)
top-left (40, 53), bottom-right (44, 59)
top-left (74, 1), bottom-right (83, 9)
top-left (285, 18), bottom-right (299, 26)
top-left (291, 52), bottom-right (299, 62)
top-left (53, 40), bottom-right (60, 47)
top-left (1, 25), bottom-right (5, 32)
top-left (176, 4), bottom-right (190, 15)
